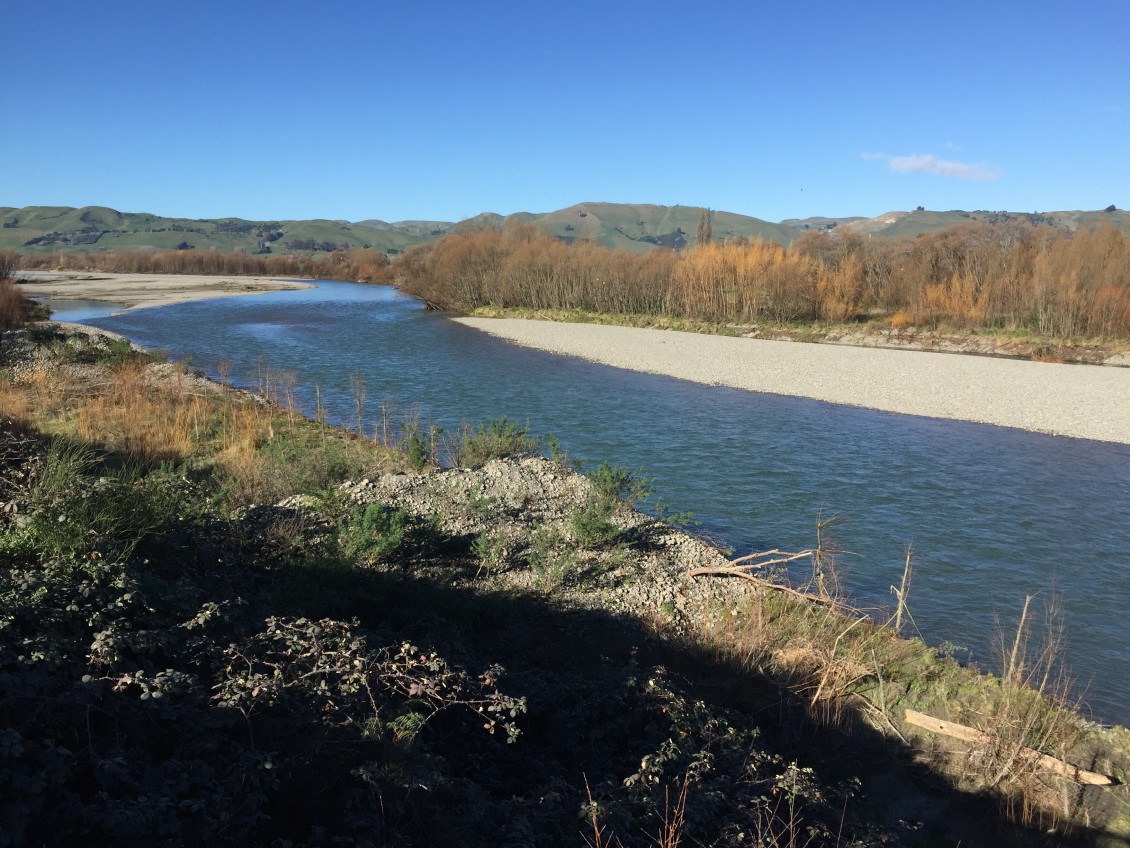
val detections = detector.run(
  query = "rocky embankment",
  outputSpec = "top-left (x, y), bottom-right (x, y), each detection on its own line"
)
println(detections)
top-left (336, 456), bottom-right (745, 631)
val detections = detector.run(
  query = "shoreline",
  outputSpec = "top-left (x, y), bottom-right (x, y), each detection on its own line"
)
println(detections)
top-left (16, 271), bottom-right (317, 312)
top-left (13, 270), bottom-right (1129, 444)
top-left (454, 316), bottom-right (1130, 445)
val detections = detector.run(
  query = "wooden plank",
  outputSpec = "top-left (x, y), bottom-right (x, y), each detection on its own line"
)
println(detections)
top-left (904, 709), bottom-right (1112, 786)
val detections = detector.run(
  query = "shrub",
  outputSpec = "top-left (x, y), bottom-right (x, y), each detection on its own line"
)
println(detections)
top-left (453, 415), bottom-right (540, 468)
top-left (400, 421), bottom-right (430, 471)
top-left (569, 494), bottom-right (619, 548)
top-left (23, 324), bottom-right (61, 345)
top-left (525, 523), bottom-right (577, 591)
top-left (0, 276), bottom-right (42, 332)
top-left (585, 460), bottom-right (653, 507)
top-left (101, 337), bottom-right (139, 368)
top-left (340, 502), bottom-right (409, 565)
top-left (473, 523), bottom-right (523, 575)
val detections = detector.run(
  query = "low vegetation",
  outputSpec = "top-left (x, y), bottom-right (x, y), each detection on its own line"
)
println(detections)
top-left (451, 415), bottom-right (541, 468)
top-left (2, 322), bottom-right (1130, 845)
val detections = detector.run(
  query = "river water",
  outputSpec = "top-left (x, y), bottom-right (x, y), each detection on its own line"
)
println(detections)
top-left (75, 281), bottom-right (1130, 726)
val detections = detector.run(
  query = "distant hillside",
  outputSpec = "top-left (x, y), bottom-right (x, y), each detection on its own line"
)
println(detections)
top-left (2, 203), bottom-right (1127, 256)
top-left (834, 207), bottom-right (1130, 239)
top-left (0, 207), bottom-right (424, 256)
top-left (779, 216), bottom-right (867, 232)
top-left (491, 202), bottom-right (799, 251)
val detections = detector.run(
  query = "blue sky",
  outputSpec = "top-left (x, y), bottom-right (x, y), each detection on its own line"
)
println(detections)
top-left (3, 0), bottom-right (1126, 223)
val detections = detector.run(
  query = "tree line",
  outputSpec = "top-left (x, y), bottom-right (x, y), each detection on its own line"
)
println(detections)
top-left (11, 218), bottom-right (1130, 339)
top-left (16, 247), bottom-right (393, 285)
top-left (395, 221), bottom-right (1130, 339)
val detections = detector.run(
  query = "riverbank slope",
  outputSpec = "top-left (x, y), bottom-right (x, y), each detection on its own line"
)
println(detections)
top-left (2, 323), bottom-right (1129, 845)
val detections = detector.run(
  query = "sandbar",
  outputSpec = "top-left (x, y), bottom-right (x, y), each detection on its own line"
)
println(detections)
top-left (454, 317), bottom-right (1130, 444)
top-left (17, 272), bottom-right (316, 312)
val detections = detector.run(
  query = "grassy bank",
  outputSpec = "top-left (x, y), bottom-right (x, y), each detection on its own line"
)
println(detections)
top-left (2, 324), bottom-right (1129, 846)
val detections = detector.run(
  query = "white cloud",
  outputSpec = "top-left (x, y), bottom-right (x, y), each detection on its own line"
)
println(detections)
top-left (887, 153), bottom-right (1001, 181)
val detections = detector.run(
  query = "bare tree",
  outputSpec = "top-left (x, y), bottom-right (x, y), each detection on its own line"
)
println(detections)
top-left (349, 369), bottom-right (367, 436)
top-left (696, 208), bottom-right (713, 247)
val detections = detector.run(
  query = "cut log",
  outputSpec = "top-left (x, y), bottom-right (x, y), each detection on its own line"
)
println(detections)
top-left (903, 709), bottom-right (1112, 786)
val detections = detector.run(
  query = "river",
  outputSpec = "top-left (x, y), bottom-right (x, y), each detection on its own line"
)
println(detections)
top-left (71, 280), bottom-right (1130, 726)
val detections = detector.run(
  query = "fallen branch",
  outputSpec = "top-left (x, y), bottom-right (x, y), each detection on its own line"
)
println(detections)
top-left (685, 561), bottom-right (835, 607)
top-left (727, 548), bottom-right (816, 569)
top-left (903, 709), bottom-right (1112, 786)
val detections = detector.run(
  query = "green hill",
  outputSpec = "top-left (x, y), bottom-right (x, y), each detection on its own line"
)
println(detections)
top-left (456, 202), bottom-right (802, 251)
top-left (3, 203), bottom-right (1127, 257)
top-left (0, 206), bottom-right (422, 256)
top-left (836, 207), bottom-right (1130, 239)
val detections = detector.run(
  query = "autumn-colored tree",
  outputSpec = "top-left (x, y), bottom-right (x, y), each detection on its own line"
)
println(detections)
top-left (0, 249), bottom-right (42, 330)
top-left (12, 217), bottom-right (1130, 339)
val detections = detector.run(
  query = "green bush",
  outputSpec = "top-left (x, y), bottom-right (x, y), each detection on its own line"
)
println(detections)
top-left (453, 415), bottom-right (540, 468)
top-left (400, 422), bottom-right (430, 471)
top-left (569, 494), bottom-right (619, 548)
top-left (473, 523), bottom-right (522, 575)
top-left (23, 324), bottom-right (61, 345)
top-left (526, 523), bottom-right (577, 590)
top-left (340, 502), bottom-right (409, 564)
top-left (586, 460), bottom-right (653, 507)
top-left (101, 337), bottom-right (138, 368)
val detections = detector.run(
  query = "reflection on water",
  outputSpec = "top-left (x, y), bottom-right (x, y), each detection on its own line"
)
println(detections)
top-left (90, 280), bottom-right (1130, 725)
top-left (36, 298), bottom-right (129, 322)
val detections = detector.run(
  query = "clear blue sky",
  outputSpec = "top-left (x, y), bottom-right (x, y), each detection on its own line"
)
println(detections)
top-left (3, 0), bottom-right (1126, 223)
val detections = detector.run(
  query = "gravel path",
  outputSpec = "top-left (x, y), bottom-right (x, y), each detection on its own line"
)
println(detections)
top-left (454, 318), bottom-right (1130, 444)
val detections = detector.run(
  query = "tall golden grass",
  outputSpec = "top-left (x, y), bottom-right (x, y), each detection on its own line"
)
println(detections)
top-left (0, 360), bottom-right (267, 469)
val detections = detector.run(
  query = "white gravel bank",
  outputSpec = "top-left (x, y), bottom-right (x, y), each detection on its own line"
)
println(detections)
top-left (454, 318), bottom-right (1130, 444)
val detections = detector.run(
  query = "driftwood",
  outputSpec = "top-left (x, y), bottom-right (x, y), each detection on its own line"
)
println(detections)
top-left (685, 549), bottom-right (836, 606)
top-left (904, 709), bottom-right (1112, 786)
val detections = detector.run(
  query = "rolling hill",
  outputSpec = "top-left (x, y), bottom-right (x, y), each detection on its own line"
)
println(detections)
top-left (1, 202), bottom-right (1126, 256)
top-left (0, 207), bottom-right (421, 256)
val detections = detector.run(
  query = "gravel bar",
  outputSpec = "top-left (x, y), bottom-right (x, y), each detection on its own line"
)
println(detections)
top-left (453, 317), bottom-right (1130, 444)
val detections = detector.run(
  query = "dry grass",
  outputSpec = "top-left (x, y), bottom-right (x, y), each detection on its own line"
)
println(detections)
top-left (2, 359), bottom-right (264, 468)
top-left (1, 342), bottom-right (406, 506)
top-left (694, 525), bottom-right (894, 727)
top-left (690, 526), bottom-right (1100, 833)
top-left (962, 593), bottom-right (1087, 829)
top-left (888, 309), bottom-right (913, 330)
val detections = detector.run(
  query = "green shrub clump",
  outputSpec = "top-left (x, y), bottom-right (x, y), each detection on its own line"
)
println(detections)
top-left (525, 523), bottom-right (578, 590)
top-left (340, 502), bottom-right (410, 564)
top-left (569, 493), bottom-right (619, 548)
top-left (585, 460), bottom-right (653, 507)
top-left (453, 416), bottom-right (540, 468)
